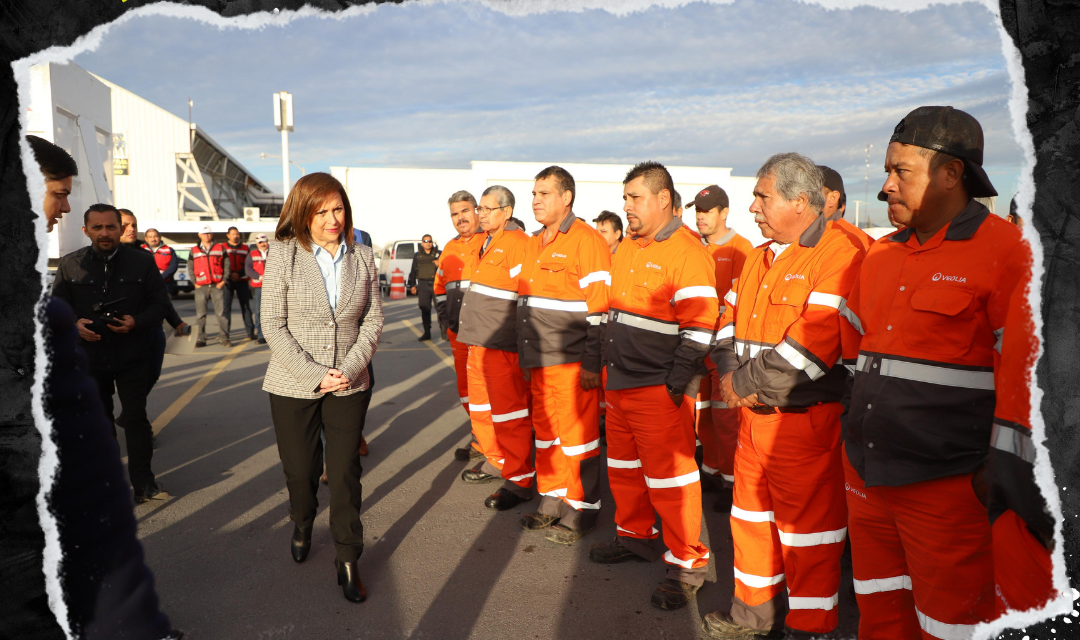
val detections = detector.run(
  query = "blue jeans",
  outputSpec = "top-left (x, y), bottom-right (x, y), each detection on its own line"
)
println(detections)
top-left (252, 286), bottom-right (263, 340)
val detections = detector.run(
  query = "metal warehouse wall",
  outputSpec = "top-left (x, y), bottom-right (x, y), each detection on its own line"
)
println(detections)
top-left (96, 74), bottom-right (191, 224)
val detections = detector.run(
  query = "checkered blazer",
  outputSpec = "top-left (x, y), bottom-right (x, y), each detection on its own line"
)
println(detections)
top-left (261, 238), bottom-right (383, 399)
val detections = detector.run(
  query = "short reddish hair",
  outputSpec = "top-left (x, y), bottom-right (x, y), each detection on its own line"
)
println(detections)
top-left (274, 172), bottom-right (354, 252)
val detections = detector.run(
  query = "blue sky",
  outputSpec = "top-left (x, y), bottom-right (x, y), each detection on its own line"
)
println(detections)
top-left (72, 0), bottom-right (1022, 225)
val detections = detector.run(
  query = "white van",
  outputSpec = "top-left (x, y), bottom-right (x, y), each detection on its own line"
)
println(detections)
top-left (379, 239), bottom-right (438, 296)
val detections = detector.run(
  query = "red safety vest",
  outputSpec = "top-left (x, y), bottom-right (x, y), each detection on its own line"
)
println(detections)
top-left (191, 242), bottom-right (227, 286)
top-left (249, 247), bottom-right (266, 288)
top-left (141, 243), bottom-right (174, 273)
top-left (225, 243), bottom-right (250, 281)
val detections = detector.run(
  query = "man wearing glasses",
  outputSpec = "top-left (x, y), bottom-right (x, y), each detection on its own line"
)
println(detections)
top-left (408, 234), bottom-right (442, 341)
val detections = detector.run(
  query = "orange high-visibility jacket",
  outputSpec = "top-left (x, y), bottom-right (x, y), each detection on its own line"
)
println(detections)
top-left (704, 229), bottom-right (754, 318)
top-left (712, 214), bottom-right (865, 406)
top-left (517, 212), bottom-right (611, 373)
top-left (435, 232), bottom-right (485, 333)
top-left (606, 216), bottom-right (718, 393)
top-left (841, 201), bottom-right (1030, 487)
top-left (826, 211), bottom-right (873, 252)
top-left (457, 220), bottom-right (529, 352)
top-left (986, 264), bottom-right (1052, 542)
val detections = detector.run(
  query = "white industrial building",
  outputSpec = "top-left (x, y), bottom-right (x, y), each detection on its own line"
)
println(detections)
top-left (330, 161), bottom-right (767, 250)
top-left (24, 61), bottom-right (280, 260)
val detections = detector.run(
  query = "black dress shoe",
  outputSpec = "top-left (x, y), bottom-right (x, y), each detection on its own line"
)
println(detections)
top-left (461, 463), bottom-right (499, 484)
top-left (651, 578), bottom-right (701, 610)
top-left (484, 488), bottom-right (532, 511)
top-left (163, 630), bottom-right (184, 640)
top-left (418, 332), bottom-right (431, 342)
top-left (291, 524), bottom-right (312, 563)
top-left (257, 337), bottom-right (267, 344)
top-left (335, 559), bottom-right (367, 603)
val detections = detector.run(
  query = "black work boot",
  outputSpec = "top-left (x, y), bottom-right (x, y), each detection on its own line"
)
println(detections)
top-left (588, 538), bottom-right (650, 564)
top-left (651, 578), bottom-right (701, 610)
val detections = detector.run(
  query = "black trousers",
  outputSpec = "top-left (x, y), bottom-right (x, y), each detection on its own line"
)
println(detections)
top-left (416, 279), bottom-right (435, 333)
top-left (90, 360), bottom-right (155, 492)
top-left (269, 390), bottom-right (369, 563)
top-left (224, 279), bottom-right (255, 336)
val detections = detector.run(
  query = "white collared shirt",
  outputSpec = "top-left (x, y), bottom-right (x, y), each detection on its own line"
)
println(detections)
top-left (313, 243), bottom-right (346, 314)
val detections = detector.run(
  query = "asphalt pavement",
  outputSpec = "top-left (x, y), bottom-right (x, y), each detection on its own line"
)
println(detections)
top-left (122, 295), bottom-right (859, 639)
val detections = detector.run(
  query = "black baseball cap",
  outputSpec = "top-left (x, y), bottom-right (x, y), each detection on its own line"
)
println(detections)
top-left (687, 185), bottom-right (729, 212)
top-left (818, 166), bottom-right (845, 195)
top-left (879, 105), bottom-right (997, 200)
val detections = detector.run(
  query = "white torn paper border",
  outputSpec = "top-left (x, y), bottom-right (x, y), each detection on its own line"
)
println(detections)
top-left (12, 1), bottom-right (1066, 638)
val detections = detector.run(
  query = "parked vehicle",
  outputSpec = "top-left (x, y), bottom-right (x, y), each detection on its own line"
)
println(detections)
top-left (171, 248), bottom-right (195, 297)
top-left (378, 239), bottom-right (436, 297)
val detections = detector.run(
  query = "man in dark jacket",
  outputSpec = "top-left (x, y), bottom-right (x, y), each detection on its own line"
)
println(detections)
top-left (51, 204), bottom-right (172, 503)
top-left (408, 234), bottom-right (442, 341)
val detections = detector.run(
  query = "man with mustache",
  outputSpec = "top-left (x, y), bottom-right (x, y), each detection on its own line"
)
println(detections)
top-left (589, 161), bottom-right (718, 611)
top-left (455, 185), bottom-right (535, 511)
top-left (702, 153), bottom-right (865, 639)
top-left (839, 106), bottom-right (1030, 639)
top-left (434, 191), bottom-right (488, 462)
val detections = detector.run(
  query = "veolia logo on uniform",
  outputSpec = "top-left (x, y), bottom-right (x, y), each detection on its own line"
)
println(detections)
top-left (932, 272), bottom-right (967, 283)
top-left (646, 262), bottom-right (662, 270)
top-left (845, 482), bottom-right (866, 499)
top-left (551, 252), bottom-right (567, 259)
top-left (784, 273), bottom-right (806, 281)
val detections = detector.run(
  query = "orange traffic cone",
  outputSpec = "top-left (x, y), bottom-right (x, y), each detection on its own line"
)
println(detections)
top-left (390, 268), bottom-right (406, 300)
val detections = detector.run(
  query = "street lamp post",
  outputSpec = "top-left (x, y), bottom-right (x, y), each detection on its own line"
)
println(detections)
top-left (273, 91), bottom-right (294, 198)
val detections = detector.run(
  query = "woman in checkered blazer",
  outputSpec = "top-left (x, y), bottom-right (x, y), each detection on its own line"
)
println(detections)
top-left (260, 173), bottom-right (383, 603)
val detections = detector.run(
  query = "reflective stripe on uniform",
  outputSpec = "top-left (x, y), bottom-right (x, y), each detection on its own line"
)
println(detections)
top-left (775, 341), bottom-right (826, 380)
top-left (535, 437), bottom-right (562, 449)
top-left (715, 324), bottom-right (735, 341)
top-left (565, 498), bottom-right (601, 510)
top-left (607, 458), bottom-right (642, 469)
top-left (993, 327), bottom-right (1004, 354)
top-left (735, 340), bottom-right (775, 358)
top-left (853, 575), bottom-right (912, 595)
top-left (839, 303), bottom-right (864, 335)
top-left (916, 608), bottom-right (977, 640)
top-left (562, 439), bottom-right (600, 456)
top-left (721, 473), bottom-right (735, 483)
top-left (459, 396), bottom-right (469, 404)
top-left (492, 408), bottom-right (529, 423)
top-left (586, 315), bottom-right (603, 326)
top-left (542, 488), bottom-right (568, 498)
top-left (507, 471), bottom-right (535, 482)
top-left (990, 420), bottom-right (1036, 464)
top-left (435, 294), bottom-right (447, 303)
top-left (579, 270), bottom-right (611, 288)
top-left (509, 264), bottom-right (522, 278)
top-left (734, 567), bottom-right (785, 588)
top-left (696, 400), bottom-right (712, 410)
top-left (860, 354), bottom-right (995, 390)
top-left (447, 279), bottom-right (471, 290)
top-left (614, 311), bottom-right (680, 336)
top-left (788, 592), bottom-right (839, 611)
top-left (468, 403), bottom-right (491, 412)
top-left (644, 470), bottom-right (699, 489)
top-left (664, 549), bottom-right (708, 568)
top-left (725, 290), bottom-right (737, 306)
top-left (681, 328), bottom-right (713, 345)
top-left (807, 292), bottom-right (845, 309)
top-left (470, 282), bottom-right (518, 301)
top-left (523, 297), bottom-right (589, 313)
top-left (617, 525), bottom-right (658, 536)
top-left (673, 286), bottom-right (719, 302)
top-left (777, 527), bottom-right (847, 547)
top-left (700, 463), bottom-right (719, 475)
top-left (731, 505), bottom-right (775, 523)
